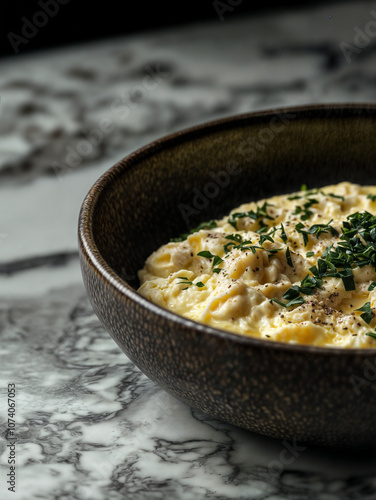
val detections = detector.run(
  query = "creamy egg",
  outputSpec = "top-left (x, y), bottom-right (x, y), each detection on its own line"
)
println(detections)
top-left (138, 182), bottom-right (376, 348)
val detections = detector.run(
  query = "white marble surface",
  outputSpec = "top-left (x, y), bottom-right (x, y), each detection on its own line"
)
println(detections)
top-left (2, 1), bottom-right (376, 498)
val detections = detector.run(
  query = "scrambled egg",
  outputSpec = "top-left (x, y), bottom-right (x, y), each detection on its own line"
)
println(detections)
top-left (138, 182), bottom-right (376, 348)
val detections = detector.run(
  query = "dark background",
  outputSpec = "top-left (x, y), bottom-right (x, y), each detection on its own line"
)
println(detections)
top-left (1, 0), bottom-right (352, 59)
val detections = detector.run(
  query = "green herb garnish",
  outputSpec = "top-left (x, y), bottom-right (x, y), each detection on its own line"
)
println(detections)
top-left (288, 188), bottom-right (344, 202)
top-left (356, 302), bottom-right (373, 325)
top-left (197, 250), bottom-right (215, 259)
top-left (223, 232), bottom-right (279, 257)
top-left (299, 274), bottom-right (323, 294)
top-left (366, 330), bottom-right (376, 340)
top-left (280, 224), bottom-right (288, 244)
top-left (270, 296), bottom-right (306, 308)
top-left (259, 227), bottom-right (277, 245)
top-left (321, 267), bottom-right (355, 292)
top-left (286, 247), bottom-right (293, 267)
top-left (228, 202), bottom-right (274, 230)
top-left (270, 286), bottom-right (306, 308)
top-left (289, 210), bottom-right (376, 298)
top-left (212, 255), bottom-right (223, 268)
top-left (177, 276), bottom-right (205, 290)
top-left (327, 192), bottom-right (345, 201)
top-left (270, 273), bottom-right (323, 308)
top-left (296, 220), bottom-right (338, 246)
top-left (224, 233), bottom-right (243, 253)
top-left (293, 197), bottom-right (318, 221)
top-left (197, 250), bottom-right (223, 273)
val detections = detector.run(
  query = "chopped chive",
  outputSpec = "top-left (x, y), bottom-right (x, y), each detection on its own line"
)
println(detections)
top-left (270, 297), bottom-right (287, 307)
top-left (197, 250), bottom-right (215, 259)
top-left (212, 255), bottom-right (223, 268)
top-left (176, 277), bottom-right (206, 289)
top-left (285, 296), bottom-right (306, 307)
top-left (299, 274), bottom-right (322, 294)
top-left (198, 250), bottom-right (223, 273)
top-left (270, 296), bottom-right (305, 308)
top-left (286, 247), bottom-right (293, 267)
top-left (280, 223), bottom-right (288, 244)
top-left (177, 276), bottom-right (191, 284)
top-left (356, 302), bottom-right (373, 325)
top-left (225, 233), bottom-right (243, 243)
top-left (327, 192), bottom-right (345, 201)
top-left (228, 202), bottom-right (274, 230)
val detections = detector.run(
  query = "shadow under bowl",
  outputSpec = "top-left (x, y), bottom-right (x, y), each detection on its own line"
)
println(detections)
top-left (79, 104), bottom-right (376, 449)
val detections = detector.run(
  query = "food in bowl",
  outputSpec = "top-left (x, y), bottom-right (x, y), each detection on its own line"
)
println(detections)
top-left (138, 182), bottom-right (376, 348)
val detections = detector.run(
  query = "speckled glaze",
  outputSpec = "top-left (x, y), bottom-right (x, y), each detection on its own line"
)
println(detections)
top-left (79, 104), bottom-right (376, 449)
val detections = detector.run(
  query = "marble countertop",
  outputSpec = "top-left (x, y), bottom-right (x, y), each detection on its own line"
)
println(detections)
top-left (2, 1), bottom-right (376, 498)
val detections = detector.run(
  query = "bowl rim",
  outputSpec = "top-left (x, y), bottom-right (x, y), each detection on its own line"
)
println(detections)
top-left (79, 102), bottom-right (376, 357)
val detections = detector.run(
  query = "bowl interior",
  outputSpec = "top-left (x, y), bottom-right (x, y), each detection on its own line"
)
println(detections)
top-left (92, 106), bottom-right (376, 289)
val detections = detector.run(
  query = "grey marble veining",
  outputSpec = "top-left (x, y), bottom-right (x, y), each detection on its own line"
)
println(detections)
top-left (1, 1), bottom-right (376, 498)
top-left (1, 0), bottom-right (376, 188)
top-left (2, 287), bottom-right (376, 500)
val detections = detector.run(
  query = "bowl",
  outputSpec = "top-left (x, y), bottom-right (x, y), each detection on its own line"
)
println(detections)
top-left (79, 104), bottom-right (376, 449)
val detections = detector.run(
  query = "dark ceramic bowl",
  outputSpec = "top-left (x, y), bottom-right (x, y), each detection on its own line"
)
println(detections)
top-left (79, 104), bottom-right (376, 449)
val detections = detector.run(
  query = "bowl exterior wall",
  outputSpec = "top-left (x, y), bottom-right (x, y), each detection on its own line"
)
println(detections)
top-left (79, 105), bottom-right (376, 448)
